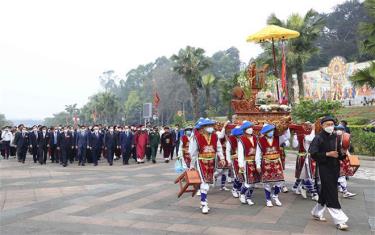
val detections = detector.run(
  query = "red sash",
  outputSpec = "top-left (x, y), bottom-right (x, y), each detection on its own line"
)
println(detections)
top-left (240, 135), bottom-right (260, 184)
top-left (258, 136), bottom-right (284, 182)
top-left (195, 132), bottom-right (217, 184)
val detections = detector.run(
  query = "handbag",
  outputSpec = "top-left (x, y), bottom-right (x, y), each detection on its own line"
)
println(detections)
top-left (174, 158), bottom-right (185, 173)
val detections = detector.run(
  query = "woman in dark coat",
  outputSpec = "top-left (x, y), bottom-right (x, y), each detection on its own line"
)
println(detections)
top-left (309, 116), bottom-right (349, 230)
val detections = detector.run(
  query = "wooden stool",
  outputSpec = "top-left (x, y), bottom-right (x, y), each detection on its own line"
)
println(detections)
top-left (174, 170), bottom-right (201, 198)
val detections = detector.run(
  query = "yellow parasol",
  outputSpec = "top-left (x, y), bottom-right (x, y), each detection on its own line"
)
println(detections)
top-left (246, 25), bottom-right (300, 43)
top-left (247, 25), bottom-right (300, 76)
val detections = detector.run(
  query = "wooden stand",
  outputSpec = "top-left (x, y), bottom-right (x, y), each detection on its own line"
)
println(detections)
top-left (174, 170), bottom-right (201, 198)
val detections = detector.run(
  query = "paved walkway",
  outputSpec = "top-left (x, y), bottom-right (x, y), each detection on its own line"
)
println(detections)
top-left (0, 153), bottom-right (374, 235)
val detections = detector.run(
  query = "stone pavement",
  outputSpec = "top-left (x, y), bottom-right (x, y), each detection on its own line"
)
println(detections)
top-left (0, 153), bottom-right (374, 235)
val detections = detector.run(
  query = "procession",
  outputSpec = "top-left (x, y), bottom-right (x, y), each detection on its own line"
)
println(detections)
top-left (0, 114), bottom-right (361, 231)
top-left (1, 0), bottom-right (374, 234)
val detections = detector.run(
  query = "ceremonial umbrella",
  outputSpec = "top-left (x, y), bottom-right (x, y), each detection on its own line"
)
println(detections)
top-left (246, 25), bottom-right (300, 76)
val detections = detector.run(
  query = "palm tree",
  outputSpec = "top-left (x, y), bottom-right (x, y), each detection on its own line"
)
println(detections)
top-left (219, 74), bottom-right (239, 119)
top-left (360, 0), bottom-right (375, 55)
top-left (267, 10), bottom-right (325, 99)
top-left (350, 62), bottom-right (375, 89)
top-left (65, 104), bottom-right (79, 124)
top-left (201, 74), bottom-right (216, 115)
top-left (171, 46), bottom-right (210, 120)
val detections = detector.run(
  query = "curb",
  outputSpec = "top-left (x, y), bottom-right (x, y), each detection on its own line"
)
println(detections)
top-left (285, 150), bottom-right (375, 161)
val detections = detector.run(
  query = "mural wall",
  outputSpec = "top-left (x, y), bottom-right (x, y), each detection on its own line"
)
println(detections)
top-left (294, 57), bottom-right (375, 105)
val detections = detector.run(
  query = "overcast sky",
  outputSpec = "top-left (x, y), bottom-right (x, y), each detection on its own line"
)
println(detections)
top-left (0, 0), bottom-right (345, 120)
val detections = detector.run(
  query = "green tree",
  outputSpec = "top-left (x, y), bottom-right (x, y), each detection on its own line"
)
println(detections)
top-left (124, 91), bottom-right (142, 123)
top-left (201, 73), bottom-right (216, 115)
top-left (0, 114), bottom-right (13, 127)
top-left (44, 112), bottom-right (69, 126)
top-left (350, 62), bottom-right (375, 88)
top-left (171, 46), bottom-right (210, 120)
top-left (292, 100), bottom-right (342, 122)
top-left (268, 9), bottom-right (325, 99)
top-left (306, 0), bottom-right (373, 70)
top-left (64, 104), bottom-right (79, 124)
top-left (219, 73), bottom-right (239, 119)
top-left (359, 0), bottom-right (375, 55)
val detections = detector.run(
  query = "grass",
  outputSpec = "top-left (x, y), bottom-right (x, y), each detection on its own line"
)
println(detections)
top-left (337, 106), bottom-right (375, 121)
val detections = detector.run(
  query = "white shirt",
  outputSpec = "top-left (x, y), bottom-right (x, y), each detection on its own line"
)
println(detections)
top-left (255, 129), bottom-right (290, 169)
top-left (292, 130), bottom-right (315, 152)
top-left (1, 131), bottom-right (13, 141)
top-left (189, 133), bottom-right (224, 169)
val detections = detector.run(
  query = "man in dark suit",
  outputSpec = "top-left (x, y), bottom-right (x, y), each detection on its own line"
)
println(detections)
top-left (104, 126), bottom-right (116, 166)
top-left (49, 127), bottom-right (60, 163)
top-left (119, 125), bottom-right (133, 165)
top-left (13, 124), bottom-right (29, 163)
top-left (37, 126), bottom-right (49, 164)
top-left (29, 125), bottom-right (39, 163)
top-left (58, 127), bottom-right (73, 167)
top-left (76, 125), bottom-right (89, 166)
top-left (90, 125), bottom-right (103, 166)
top-left (69, 126), bottom-right (77, 163)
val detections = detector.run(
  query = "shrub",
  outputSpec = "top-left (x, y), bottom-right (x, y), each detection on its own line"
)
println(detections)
top-left (350, 128), bottom-right (375, 156)
top-left (346, 117), bottom-right (370, 125)
top-left (292, 100), bottom-right (342, 123)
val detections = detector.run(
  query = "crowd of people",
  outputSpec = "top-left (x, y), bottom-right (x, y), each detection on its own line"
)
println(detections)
top-left (177, 116), bottom-right (355, 230)
top-left (0, 116), bottom-right (357, 230)
top-left (0, 124), bottom-right (183, 167)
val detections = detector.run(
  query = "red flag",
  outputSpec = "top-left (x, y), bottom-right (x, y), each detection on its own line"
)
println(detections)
top-left (153, 91), bottom-right (160, 108)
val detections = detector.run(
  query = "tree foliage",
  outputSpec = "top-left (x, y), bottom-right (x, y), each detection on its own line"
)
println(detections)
top-left (0, 114), bottom-right (13, 127)
top-left (292, 100), bottom-right (342, 122)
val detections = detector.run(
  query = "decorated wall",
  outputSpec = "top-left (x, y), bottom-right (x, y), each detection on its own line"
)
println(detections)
top-left (294, 57), bottom-right (375, 105)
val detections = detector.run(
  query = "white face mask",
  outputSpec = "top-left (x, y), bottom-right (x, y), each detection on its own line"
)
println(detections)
top-left (245, 128), bottom-right (253, 135)
top-left (336, 130), bottom-right (343, 136)
top-left (205, 127), bottom-right (214, 134)
top-left (109, 129), bottom-right (114, 132)
top-left (33, 128), bottom-right (37, 132)
top-left (42, 130), bottom-right (47, 133)
top-left (324, 126), bottom-right (334, 134)
top-left (64, 130), bottom-right (68, 133)
top-left (94, 129), bottom-right (99, 133)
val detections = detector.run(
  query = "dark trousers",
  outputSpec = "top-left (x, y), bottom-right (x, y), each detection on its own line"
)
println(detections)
top-left (60, 148), bottom-right (70, 165)
top-left (131, 146), bottom-right (136, 160)
top-left (3, 141), bottom-right (10, 159)
top-left (17, 148), bottom-right (27, 162)
top-left (107, 148), bottom-right (114, 165)
top-left (122, 148), bottom-right (131, 164)
top-left (38, 147), bottom-right (48, 164)
top-left (91, 148), bottom-right (100, 165)
top-left (70, 148), bottom-right (76, 162)
top-left (150, 145), bottom-right (158, 161)
top-left (170, 145), bottom-right (175, 159)
top-left (50, 144), bottom-right (59, 162)
top-left (31, 146), bottom-right (38, 162)
top-left (77, 146), bottom-right (87, 164)
top-left (146, 146), bottom-right (151, 160)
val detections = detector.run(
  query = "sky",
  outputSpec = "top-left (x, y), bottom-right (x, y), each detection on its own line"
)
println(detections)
top-left (0, 0), bottom-right (345, 120)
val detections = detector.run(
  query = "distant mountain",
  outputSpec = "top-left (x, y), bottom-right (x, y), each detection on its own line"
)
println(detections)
top-left (10, 119), bottom-right (44, 127)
